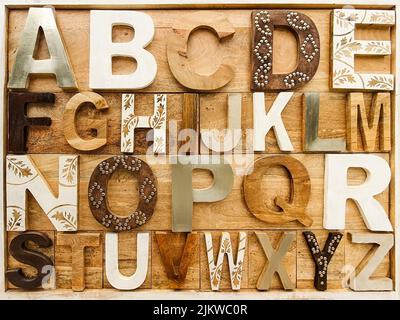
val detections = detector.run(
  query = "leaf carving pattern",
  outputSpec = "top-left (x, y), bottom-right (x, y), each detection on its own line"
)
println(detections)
top-left (364, 42), bottom-right (390, 54)
top-left (149, 95), bottom-right (166, 129)
top-left (122, 114), bottom-right (139, 138)
top-left (7, 209), bottom-right (22, 231)
top-left (333, 68), bottom-right (356, 85)
top-left (62, 157), bottom-right (77, 184)
top-left (122, 94), bottom-right (134, 111)
top-left (334, 11), bottom-right (358, 29)
top-left (7, 158), bottom-right (33, 178)
top-left (52, 211), bottom-right (77, 231)
top-left (370, 12), bottom-right (395, 24)
top-left (367, 76), bottom-right (393, 90)
top-left (334, 38), bottom-right (362, 59)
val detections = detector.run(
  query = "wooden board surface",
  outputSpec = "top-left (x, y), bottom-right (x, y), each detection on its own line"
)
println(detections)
top-left (7, 9), bottom-right (392, 93)
top-left (6, 151), bottom-right (393, 290)
top-left (3, 6), bottom-right (397, 294)
top-left (6, 230), bottom-right (392, 290)
top-left (8, 8), bottom-right (392, 155)
top-left (22, 91), bottom-right (388, 154)
top-left (24, 93), bottom-right (186, 154)
top-left (10, 153), bottom-right (389, 232)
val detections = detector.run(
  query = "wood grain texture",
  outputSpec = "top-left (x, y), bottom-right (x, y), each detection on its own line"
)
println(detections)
top-left (253, 92), bottom-right (294, 151)
top-left (120, 94), bottom-right (167, 154)
top-left (248, 231), bottom-right (296, 289)
top-left (9, 10), bottom-right (391, 154)
top-left (6, 229), bottom-right (392, 291)
top-left (8, 92), bottom-right (53, 154)
top-left (181, 94), bottom-right (199, 154)
top-left (89, 11), bottom-right (157, 90)
top-left (200, 93), bottom-right (242, 153)
top-left (4, 7), bottom-right (396, 294)
top-left (24, 93), bottom-right (186, 155)
top-left (167, 11), bottom-right (235, 90)
top-left (7, 10), bottom-right (392, 93)
top-left (324, 154), bottom-right (393, 232)
top-left (172, 158), bottom-right (234, 233)
top-left (55, 232), bottom-right (103, 291)
top-left (63, 92), bottom-right (108, 151)
top-left (243, 155), bottom-right (312, 227)
top-left (152, 232), bottom-right (200, 289)
top-left (200, 92), bottom-right (390, 154)
top-left (347, 92), bottom-right (391, 152)
top-left (18, 154), bottom-right (389, 232)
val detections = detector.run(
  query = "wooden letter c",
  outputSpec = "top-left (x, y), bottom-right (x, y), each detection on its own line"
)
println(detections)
top-left (167, 11), bottom-right (235, 90)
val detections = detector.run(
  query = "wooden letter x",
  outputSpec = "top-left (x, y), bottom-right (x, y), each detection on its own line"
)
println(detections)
top-left (255, 232), bottom-right (295, 290)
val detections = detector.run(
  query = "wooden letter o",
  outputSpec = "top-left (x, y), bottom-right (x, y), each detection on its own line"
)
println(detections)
top-left (243, 155), bottom-right (313, 226)
top-left (88, 155), bottom-right (157, 232)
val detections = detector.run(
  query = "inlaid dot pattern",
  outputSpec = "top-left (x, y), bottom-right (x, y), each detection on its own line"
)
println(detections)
top-left (303, 231), bottom-right (343, 291)
top-left (88, 155), bottom-right (157, 232)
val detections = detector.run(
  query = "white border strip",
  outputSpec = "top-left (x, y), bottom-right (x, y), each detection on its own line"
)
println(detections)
top-left (1, 0), bottom-right (397, 7)
top-left (394, 3), bottom-right (399, 297)
top-left (0, 2), bottom-right (6, 300)
top-left (1, 289), bottom-right (400, 300)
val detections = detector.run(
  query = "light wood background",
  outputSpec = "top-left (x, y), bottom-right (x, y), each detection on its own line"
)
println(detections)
top-left (5, 8), bottom-right (395, 292)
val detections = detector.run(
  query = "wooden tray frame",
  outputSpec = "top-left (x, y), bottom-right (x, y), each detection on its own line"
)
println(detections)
top-left (0, 0), bottom-right (398, 300)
